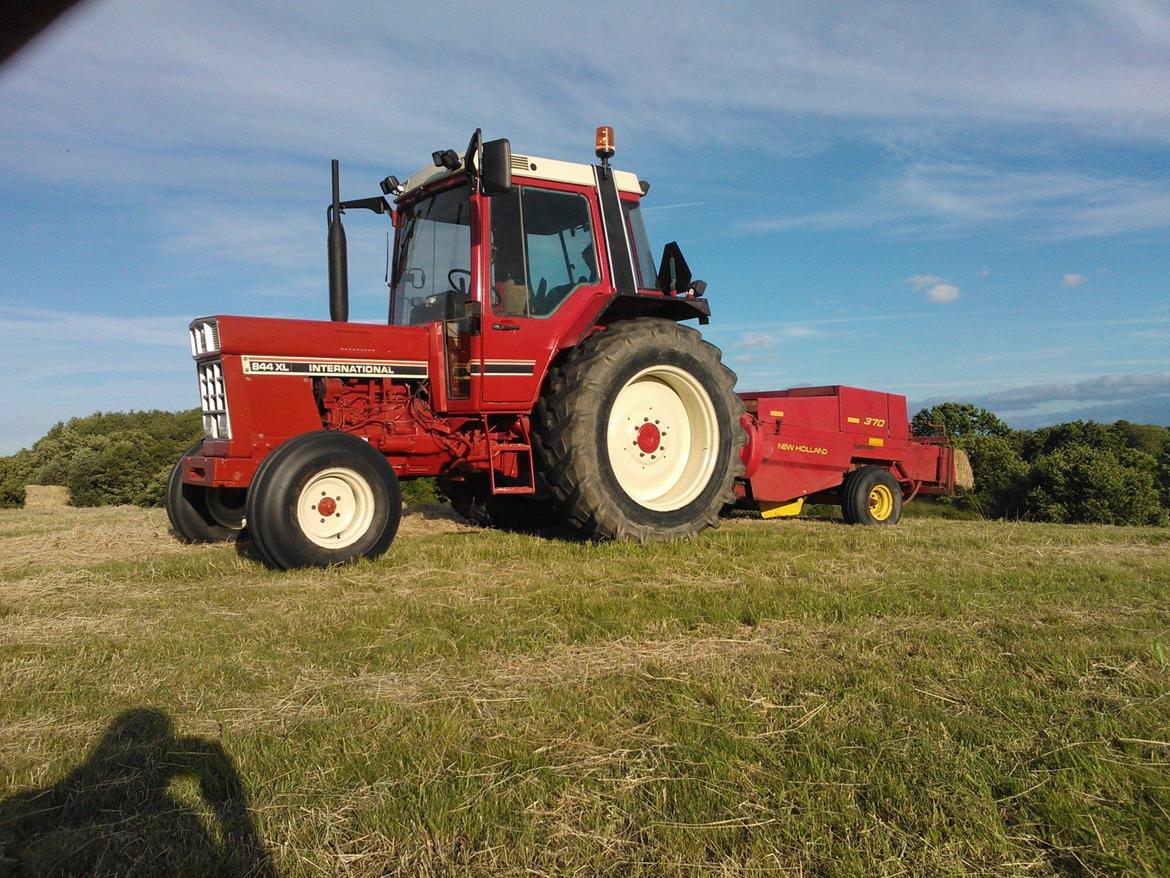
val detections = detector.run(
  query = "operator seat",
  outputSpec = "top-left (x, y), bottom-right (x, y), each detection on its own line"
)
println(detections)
top-left (497, 278), bottom-right (528, 316)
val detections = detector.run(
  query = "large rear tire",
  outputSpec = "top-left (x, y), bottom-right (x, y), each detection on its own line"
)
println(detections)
top-left (534, 319), bottom-right (745, 541)
top-left (165, 442), bottom-right (243, 544)
top-left (245, 432), bottom-right (401, 569)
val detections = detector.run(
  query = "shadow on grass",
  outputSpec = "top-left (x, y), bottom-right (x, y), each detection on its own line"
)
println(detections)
top-left (233, 529), bottom-right (269, 566)
top-left (0, 708), bottom-right (275, 878)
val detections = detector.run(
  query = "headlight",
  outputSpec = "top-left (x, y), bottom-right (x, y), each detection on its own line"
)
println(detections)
top-left (189, 319), bottom-right (221, 357)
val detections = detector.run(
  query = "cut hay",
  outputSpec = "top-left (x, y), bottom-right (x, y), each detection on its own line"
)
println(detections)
top-left (953, 448), bottom-right (975, 490)
top-left (23, 485), bottom-right (70, 508)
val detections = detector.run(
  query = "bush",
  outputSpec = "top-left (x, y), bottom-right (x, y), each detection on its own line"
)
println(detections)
top-left (399, 477), bottom-right (440, 507)
top-left (958, 434), bottom-right (1030, 518)
top-left (914, 405), bottom-right (1170, 527)
top-left (1023, 444), bottom-right (1167, 526)
top-left (0, 410), bottom-right (202, 509)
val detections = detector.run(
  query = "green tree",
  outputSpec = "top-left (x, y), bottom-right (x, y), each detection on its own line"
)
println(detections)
top-left (912, 403), bottom-right (1013, 439)
top-left (960, 434), bottom-right (1029, 518)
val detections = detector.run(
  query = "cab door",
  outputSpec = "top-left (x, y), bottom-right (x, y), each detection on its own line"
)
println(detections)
top-left (481, 183), bottom-right (605, 405)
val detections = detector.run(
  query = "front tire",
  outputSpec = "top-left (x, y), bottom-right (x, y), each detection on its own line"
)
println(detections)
top-left (245, 432), bottom-right (401, 569)
top-left (165, 442), bottom-right (242, 544)
top-left (535, 319), bottom-right (745, 541)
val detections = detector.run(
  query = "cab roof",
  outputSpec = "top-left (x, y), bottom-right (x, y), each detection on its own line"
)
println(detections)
top-left (400, 150), bottom-right (642, 200)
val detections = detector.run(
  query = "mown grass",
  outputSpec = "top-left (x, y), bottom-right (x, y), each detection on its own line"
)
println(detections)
top-left (1, 506), bottom-right (1168, 876)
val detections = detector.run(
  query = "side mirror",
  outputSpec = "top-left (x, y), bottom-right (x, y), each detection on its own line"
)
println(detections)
top-left (481, 138), bottom-right (512, 196)
top-left (656, 241), bottom-right (692, 294)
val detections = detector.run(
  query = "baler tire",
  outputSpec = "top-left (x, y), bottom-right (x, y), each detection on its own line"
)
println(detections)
top-left (842, 466), bottom-right (902, 527)
top-left (534, 318), bottom-right (745, 541)
top-left (165, 442), bottom-right (241, 544)
top-left (839, 470), bottom-right (859, 524)
top-left (245, 431), bottom-right (401, 569)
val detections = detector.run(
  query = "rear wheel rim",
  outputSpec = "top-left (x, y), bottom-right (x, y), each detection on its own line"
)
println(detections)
top-left (606, 365), bottom-right (719, 511)
top-left (868, 484), bottom-right (895, 521)
top-left (296, 467), bottom-right (376, 549)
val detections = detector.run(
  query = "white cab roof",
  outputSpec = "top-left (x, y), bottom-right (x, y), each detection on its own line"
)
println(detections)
top-left (400, 149), bottom-right (641, 199)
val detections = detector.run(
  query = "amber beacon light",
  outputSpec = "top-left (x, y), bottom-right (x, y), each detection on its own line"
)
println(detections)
top-left (595, 126), bottom-right (615, 164)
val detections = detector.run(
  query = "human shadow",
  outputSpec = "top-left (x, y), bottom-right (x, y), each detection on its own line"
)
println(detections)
top-left (0, 708), bottom-right (275, 878)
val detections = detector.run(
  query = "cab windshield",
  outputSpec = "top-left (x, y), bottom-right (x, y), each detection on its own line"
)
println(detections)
top-left (390, 184), bottom-right (471, 325)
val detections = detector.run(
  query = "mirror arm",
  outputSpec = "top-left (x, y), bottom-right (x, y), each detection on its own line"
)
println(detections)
top-left (336, 196), bottom-right (390, 215)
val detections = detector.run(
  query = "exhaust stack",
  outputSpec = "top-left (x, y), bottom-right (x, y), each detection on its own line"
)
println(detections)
top-left (327, 159), bottom-right (349, 322)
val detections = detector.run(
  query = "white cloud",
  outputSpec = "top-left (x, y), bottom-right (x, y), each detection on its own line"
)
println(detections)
top-left (926, 283), bottom-right (960, 303)
top-left (1062, 273), bottom-right (1088, 287)
top-left (905, 275), bottom-right (959, 303)
top-left (744, 164), bottom-right (1170, 241)
top-left (780, 326), bottom-right (820, 338)
top-left (907, 274), bottom-right (945, 290)
top-left (925, 370), bottom-right (1170, 412)
top-left (739, 331), bottom-right (773, 349)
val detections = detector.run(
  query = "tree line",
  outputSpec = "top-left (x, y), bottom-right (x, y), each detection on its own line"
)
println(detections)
top-left (912, 403), bottom-right (1169, 526)
top-left (1, 404), bottom-right (1167, 525)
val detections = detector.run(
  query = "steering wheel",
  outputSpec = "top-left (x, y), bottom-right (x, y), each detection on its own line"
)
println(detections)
top-left (448, 269), bottom-right (471, 295)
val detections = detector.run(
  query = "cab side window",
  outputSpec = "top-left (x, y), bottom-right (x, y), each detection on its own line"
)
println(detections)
top-left (490, 187), bottom-right (597, 317)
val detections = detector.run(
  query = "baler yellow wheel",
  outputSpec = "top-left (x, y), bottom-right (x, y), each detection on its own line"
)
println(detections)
top-left (868, 484), bottom-right (895, 522)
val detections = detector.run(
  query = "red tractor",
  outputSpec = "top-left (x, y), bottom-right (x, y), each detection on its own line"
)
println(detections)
top-left (167, 128), bottom-right (966, 569)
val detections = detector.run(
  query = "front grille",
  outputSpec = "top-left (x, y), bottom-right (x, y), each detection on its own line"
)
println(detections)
top-left (197, 360), bottom-right (231, 439)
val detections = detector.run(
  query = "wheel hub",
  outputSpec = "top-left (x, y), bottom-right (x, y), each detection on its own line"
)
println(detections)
top-left (636, 422), bottom-right (661, 454)
top-left (296, 468), bottom-right (376, 549)
top-left (868, 484), bottom-right (894, 521)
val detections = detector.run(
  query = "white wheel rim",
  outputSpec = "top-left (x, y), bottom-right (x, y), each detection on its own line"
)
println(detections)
top-left (295, 467), bottom-right (376, 550)
top-left (605, 364), bottom-right (720, 512)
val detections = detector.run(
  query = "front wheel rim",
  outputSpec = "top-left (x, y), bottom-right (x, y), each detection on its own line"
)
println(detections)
top-left (605, 365), bottom-right (720, 511)
top-left (296, 467), bottom-right (376, 549)
top-left (868, 484), bottom-right (895, 521)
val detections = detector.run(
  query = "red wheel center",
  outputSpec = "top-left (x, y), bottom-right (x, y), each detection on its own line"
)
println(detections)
top-left (636, 422), bottom-right (661, 454)
top-left (317, 497), bottom-right (338, 517)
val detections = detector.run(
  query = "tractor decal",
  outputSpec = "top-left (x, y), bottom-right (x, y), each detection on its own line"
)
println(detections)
top-left (240, 356), bottom-right (427, 379)
top-left (469, 361), bottom-right (536, 376)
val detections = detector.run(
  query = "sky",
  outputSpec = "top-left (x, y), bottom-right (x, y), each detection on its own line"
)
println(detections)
top-left (1, 0), bottom-right (1168, 453)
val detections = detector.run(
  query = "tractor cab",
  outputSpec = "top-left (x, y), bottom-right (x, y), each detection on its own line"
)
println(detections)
top-left (325, 128), bottom-right (706, 413)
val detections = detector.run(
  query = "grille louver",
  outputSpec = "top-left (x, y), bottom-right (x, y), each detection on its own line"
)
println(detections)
top-left (198, 360), bottom-right (231, 439)
top-left (189, 320), bottom-right (221, 357)
top-left (511, 154), bottom-right (533, 172)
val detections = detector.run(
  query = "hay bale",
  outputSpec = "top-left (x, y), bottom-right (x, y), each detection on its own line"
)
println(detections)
top-left (24, 485), bottom-right (70, 508)
top-left (953, 449), bottom-right (975, 491)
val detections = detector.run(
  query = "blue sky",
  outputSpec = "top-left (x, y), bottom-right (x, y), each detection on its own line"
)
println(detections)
top-left (1, 0), bottom-right (1168, 453)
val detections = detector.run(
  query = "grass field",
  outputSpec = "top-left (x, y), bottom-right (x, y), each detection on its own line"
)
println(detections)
top-left (1, 506), bottom-right (1168, 877)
